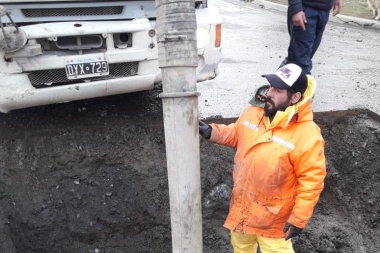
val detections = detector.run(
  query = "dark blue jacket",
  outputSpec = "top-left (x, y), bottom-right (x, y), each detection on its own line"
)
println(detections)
top-left (288, 0), bottom-right (335, 15)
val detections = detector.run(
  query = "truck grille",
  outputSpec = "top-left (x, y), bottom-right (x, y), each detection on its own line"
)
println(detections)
top-left (28, 62), bottom-right (138, 88)
top-left (22, 6), bottom-right (124, 18)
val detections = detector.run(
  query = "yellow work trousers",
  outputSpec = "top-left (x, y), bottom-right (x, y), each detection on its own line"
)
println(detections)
top-left (231, 231), bottom-right (295, 253)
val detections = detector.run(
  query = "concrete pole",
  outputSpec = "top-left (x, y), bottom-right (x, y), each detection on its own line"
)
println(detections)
top-left (155, 0), bottom-right (202, 252)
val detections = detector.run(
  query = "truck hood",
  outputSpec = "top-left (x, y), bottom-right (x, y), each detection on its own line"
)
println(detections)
top-left (1, 0), bottom-right (153, 2)
top-left (0, 1), bottom-right (157, 23)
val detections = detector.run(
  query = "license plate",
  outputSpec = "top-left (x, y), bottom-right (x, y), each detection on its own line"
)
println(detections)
top-left (65, 56), bottom-right (109, 79)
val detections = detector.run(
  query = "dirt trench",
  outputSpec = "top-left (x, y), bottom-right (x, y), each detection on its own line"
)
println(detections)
top-left (0, 91), bottom-right (379, 253)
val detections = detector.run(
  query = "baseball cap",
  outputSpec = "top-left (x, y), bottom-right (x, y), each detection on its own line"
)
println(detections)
top-left (262, 64), bottom-right (308, 94)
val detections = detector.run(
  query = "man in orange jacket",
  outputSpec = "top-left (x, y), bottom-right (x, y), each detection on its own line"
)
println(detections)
top-left (199, 63), bottom-right (326, 253)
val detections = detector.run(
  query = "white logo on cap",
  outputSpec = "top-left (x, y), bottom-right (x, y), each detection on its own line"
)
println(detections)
top-left (275, 64), bottom-right (302, 88)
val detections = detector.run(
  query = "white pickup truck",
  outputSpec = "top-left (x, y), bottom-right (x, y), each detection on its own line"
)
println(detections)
top-left (0, 0), bottom-right (222, 112)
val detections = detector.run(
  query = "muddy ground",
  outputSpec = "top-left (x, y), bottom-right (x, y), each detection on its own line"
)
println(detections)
top-left (0, 90), bottom-right (379, 253)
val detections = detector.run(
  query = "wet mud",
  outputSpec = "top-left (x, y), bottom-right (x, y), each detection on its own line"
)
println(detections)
top-left (0, 91), bottom-right (379, 253)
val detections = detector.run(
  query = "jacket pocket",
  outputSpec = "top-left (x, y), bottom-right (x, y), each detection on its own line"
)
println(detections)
top-left (246, 199), bottom-right (282, 229)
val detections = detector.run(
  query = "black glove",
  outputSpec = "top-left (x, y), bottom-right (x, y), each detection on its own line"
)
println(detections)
top-left (283, 222), bottom-right (303, 240)
top-left (199, 121), bottom-right (212, 139)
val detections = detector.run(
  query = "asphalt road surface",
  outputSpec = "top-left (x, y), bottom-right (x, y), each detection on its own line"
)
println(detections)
top-left (197, 0), bottom-right (380, 119)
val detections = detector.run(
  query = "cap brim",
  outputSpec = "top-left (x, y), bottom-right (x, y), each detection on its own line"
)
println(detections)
top-left (262, 74), bottom-right (290, 90)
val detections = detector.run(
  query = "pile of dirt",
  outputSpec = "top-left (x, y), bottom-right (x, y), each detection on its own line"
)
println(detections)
top-left (0, 92), bottom-right (379, 253)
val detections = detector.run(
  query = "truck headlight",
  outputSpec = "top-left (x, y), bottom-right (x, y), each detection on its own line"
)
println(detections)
top-left (197, 27), bottom-right (210, 50)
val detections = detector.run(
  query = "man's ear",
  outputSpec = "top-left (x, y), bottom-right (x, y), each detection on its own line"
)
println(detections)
top-left (290, 92), bottom-right (302, 104)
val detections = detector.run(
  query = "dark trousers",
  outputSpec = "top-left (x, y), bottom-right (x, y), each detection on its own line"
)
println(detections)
top-left (284, 5), bottom-right (330, 74)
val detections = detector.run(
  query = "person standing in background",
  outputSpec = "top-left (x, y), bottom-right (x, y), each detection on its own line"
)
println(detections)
top-left (281, 0), bottom-right (342, 74)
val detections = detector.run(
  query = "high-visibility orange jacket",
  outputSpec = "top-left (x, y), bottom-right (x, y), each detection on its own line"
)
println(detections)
top-left (209, 76), bottom-right (326, 238)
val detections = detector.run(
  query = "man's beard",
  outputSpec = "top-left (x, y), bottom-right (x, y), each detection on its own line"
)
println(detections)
top-left (264, 97), bottom-right (291, 117)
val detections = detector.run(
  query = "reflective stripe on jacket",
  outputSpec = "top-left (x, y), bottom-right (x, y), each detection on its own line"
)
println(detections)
top-left (209, 76), bottom-right (326, 238)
